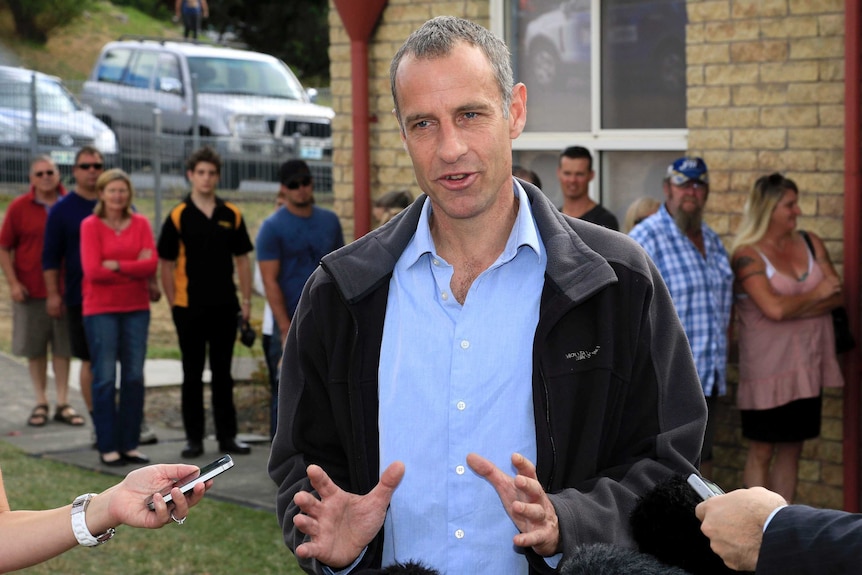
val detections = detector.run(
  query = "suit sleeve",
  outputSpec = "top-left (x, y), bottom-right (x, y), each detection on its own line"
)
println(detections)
top-left (756, 505), bottom-right (862, 575)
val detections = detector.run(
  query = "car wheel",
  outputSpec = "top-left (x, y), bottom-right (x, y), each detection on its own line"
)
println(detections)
top-left (528, 40), bottom-right (561, 90)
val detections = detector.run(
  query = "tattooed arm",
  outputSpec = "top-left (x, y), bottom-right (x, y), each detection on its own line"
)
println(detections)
top-left (732, 245), bottom-right (841, 321)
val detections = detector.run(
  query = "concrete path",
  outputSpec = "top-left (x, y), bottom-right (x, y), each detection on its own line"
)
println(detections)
top-left (0, 352), bottom-right (277, 514)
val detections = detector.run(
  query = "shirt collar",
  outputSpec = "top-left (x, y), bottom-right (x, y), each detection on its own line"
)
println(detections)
top-left (402, 179), bottom-right (543, 268)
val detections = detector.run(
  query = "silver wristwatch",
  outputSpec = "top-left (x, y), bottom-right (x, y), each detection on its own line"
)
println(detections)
top-left (71, 493), bottom-right (115, 546)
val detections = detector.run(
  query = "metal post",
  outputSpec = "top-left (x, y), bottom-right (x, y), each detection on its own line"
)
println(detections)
top-left (191, 73), bottom-right (200, 151)
top-left (29, 73), bottom-right (38, 160)
top-left (153, 108), bottom-right (163, 232)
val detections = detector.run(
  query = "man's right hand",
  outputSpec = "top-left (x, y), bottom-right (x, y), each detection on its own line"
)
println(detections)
top-left (46, 293), bottom-right (63, 318)
top-left (292, 461), bottom-right (405, 569)
top-left (9, 282), bottom-right (27, 303)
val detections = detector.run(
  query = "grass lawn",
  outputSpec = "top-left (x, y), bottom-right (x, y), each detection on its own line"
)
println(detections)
top-left (0, 440), bottom-right (304, 574)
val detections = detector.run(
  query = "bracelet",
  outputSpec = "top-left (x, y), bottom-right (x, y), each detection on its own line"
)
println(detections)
top-left (71, 493), bottom-right (116, 546)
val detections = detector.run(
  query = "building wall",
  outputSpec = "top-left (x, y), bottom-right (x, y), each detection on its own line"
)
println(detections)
top-left (687, 0), bottom-right (846, 508)
top-left (328, 0), bottom-right (848, 508)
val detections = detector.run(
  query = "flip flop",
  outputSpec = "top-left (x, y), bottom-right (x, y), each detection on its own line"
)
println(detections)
top-left (54, 404), bottom-right (85, 426)
top-left (27, 404), bottom-right (49, 427)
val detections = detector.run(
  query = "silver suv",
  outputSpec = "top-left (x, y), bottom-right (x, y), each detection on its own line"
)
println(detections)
top-left (79, 37), bottom-right (334, 190)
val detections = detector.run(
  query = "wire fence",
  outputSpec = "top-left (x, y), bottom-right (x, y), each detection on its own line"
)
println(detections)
top-left (0, 74), bottom-right (333, 197)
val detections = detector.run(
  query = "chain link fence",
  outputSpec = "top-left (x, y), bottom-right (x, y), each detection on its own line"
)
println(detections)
top-left (0, 71), bottom-right (333, 198)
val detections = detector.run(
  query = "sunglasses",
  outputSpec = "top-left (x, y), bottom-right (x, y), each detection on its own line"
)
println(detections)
top-left (285, 176), bottom-right (312, 190)
top-left (34, 170), bottom-right (55, 178)
top-left (76, 163), bottom-right (104, 171)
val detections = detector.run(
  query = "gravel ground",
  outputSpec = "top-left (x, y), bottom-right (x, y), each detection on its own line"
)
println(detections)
top-left (144, 381), bottom-right (273, 439)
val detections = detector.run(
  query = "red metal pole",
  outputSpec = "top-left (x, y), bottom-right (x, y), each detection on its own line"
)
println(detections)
top-left (351, 38), bottom-right (372, 238)
top-left (842, 0), bottom-right (861, 513)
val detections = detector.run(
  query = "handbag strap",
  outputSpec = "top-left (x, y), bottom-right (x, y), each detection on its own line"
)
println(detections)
top-left (799, 230), bottom-right (815, 256)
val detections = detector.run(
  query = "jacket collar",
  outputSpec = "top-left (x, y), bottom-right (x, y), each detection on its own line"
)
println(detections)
top-left (321, 180), bottom-right (617, 305)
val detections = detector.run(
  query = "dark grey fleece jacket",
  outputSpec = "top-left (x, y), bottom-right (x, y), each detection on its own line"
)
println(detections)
top-left (269, 181), bottom-right (706, 575)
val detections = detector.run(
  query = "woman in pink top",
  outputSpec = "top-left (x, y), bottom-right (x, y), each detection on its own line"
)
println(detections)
top-left (730, 173), bottom-right (844, 501)
top-left (80, 169), bottom-right (157, 467)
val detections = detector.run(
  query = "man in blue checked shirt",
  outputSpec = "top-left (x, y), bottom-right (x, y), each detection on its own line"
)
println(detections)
top-left (629, 156), bottom-right (733, 479)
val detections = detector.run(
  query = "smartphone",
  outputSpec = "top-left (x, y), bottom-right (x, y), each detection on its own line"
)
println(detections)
top-left (687, 473), bottom-right (725, 501)
top-left (146, 454), bottom-right (234, 510)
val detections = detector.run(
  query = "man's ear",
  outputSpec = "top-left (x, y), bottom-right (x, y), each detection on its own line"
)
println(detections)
top-left (508, 83), bottom-right (527, 140)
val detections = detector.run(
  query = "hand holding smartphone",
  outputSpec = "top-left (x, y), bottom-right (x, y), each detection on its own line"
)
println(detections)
top-left (146, 454), bottom-right (234, 510)
top-left (687, 472), bottom-right (725, 501)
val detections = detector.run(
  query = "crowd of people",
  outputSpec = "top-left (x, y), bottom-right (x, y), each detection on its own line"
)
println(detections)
top-left (0, 13), bottom-right (857, 575)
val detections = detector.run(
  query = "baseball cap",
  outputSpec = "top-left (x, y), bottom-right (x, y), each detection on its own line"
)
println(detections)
top-left (279, 159), bottom-right (312, 186)
top-left (666, 157), bottom-right (709, 186)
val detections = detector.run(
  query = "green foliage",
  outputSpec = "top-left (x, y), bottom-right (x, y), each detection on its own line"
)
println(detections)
top-left (110, 0), bottom-right (172, 19)
top-left (3, 0), bottom-right (93, 43)
top-left (207, 0), bottom-right (330, 83)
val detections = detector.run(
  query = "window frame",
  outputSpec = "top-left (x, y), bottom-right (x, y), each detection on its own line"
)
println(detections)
top-left (490, 0), bottom-right (688, 203)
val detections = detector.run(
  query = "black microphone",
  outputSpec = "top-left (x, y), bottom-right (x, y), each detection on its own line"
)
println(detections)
top-left (630, 474), bottom-right (751, 575)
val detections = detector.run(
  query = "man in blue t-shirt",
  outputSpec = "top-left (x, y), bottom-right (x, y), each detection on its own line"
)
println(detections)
top-left (256, 159), bottom-right (344, 435)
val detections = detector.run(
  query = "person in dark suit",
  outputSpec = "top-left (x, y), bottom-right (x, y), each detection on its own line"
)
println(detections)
top-left (695, 486), bottom-right (860, 574)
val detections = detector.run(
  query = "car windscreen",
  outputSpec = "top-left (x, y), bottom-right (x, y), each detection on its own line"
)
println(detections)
top-left (187, 57), bottom-right (305, 100)
top-left (0, 76), bottom-right (82, 113)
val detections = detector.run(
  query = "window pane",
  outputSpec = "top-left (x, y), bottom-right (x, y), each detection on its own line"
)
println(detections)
top-left (601, 0), bottom-right (687, 129)
top-left (601, 150), bottom-right (682, 230)
top-left (511, 0), bottom-right (591, 132)
top-left (512, 150), bottom-right (564, 206)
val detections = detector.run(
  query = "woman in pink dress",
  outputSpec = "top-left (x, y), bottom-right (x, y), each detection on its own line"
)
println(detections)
top-left (80, 169), bottom-right (157, 466)
top-left (730, 173), bottom-right (844, 501)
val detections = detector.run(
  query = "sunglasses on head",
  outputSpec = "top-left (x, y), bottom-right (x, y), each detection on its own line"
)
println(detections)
top-left (285, 176), bottom-right (312, 190)
top-left (34, 170), bottom-right (55, 178)
top-left (76, 163), bottom-right (104, 171)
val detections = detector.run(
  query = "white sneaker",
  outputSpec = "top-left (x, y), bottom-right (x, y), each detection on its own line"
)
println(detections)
top-left (139, 422), bottom-right (159, 445)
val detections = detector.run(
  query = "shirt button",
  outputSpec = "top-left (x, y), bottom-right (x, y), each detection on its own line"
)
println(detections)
top-left (456, 401), bottom-right (466, 411)
top-left (460, 340), bottom-right (470, 349)
top-left (454, 529), bottom-right (465, 539)
top-left (432, 258), bottom-right (440, 266)
top-left (455, 465), bottom-right (465, 475)
top-left (441, 292), bottom-right (449, 300)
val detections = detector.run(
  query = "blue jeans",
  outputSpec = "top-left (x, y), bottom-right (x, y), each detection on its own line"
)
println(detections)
top-left (84, 310), bottom-right (149, 454)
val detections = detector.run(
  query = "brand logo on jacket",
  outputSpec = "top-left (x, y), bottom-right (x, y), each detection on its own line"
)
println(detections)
top-left (566, 346), bottom-right (601, 361)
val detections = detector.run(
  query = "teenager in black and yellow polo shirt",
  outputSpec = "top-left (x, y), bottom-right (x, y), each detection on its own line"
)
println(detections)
top-left (157, 146), bottom-right (253, 459)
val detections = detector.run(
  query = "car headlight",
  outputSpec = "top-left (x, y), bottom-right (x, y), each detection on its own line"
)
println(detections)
top-left (94, 128), bottom-right (118, 154)
top-left (231, 114), bottom-right (270, 138)
top-left (0, 120), bottom-right (28, 143)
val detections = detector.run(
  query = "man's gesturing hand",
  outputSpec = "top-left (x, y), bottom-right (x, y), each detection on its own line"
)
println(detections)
top-left (467, 452), bottom-right (560, 556)
top-left (292, 461), bottom-right (405, 569)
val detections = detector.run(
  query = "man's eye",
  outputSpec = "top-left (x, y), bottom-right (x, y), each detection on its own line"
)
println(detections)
top-left (414, 120), bottom-right (429, 129)
top-left (463, 112), bottom-right (478, 119)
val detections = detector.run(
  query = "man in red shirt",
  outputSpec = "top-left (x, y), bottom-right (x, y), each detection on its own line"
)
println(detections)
top-left (0, 156), bottom-right (81, 427)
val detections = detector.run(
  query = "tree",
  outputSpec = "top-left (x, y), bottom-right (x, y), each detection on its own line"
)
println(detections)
top-left (4, 0), bottom-right (91, 43)
top-left (206, 0), bottom-right (330, 84)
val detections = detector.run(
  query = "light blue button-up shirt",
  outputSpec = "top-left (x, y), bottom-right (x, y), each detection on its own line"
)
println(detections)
top-left (629, 204), bottom-right (733, 396)
top-left (378, 182), bottom-right (547, 573)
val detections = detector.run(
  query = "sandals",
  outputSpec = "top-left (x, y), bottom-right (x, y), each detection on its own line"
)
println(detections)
top-left (27, 404), bottom-right (49, 427)
top-left (53, 404), bottom-right (85, 426)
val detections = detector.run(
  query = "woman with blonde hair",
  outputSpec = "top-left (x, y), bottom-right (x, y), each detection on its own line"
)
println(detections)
top-left (730, 173), bottom-right (844, 501)
top-left (80, 169), bottom-right (157, 466)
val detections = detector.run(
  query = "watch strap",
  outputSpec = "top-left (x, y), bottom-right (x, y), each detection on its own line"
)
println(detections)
top-left (71, 493), bottom-right (116, 546)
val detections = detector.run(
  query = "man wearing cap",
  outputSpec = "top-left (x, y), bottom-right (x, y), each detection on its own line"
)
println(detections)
top-left (629, 156), bottom-right (733, 477)
top-left (256, 159), bottom-right (343, 436)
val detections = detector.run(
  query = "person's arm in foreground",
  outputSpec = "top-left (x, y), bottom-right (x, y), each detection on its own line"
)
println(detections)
top-left (0, 463), bottom-right (209, 573)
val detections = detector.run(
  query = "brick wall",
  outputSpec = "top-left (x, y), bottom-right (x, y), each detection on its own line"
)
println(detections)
top-left (328, 0), bottom-right (849, 507)
top-left (687, 0), bottom-right (846, 508)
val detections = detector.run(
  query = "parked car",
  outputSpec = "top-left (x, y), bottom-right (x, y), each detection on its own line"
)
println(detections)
top-left (0, 65), bottom-right (118, 182)
top-left (523, 0), bottom-right (685, 92)
top-left (79, 37), bottom-right (335, 190)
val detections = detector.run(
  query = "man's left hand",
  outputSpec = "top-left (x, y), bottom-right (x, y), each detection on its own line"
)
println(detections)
top-left (467, 452), bottom-right (560, 556)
